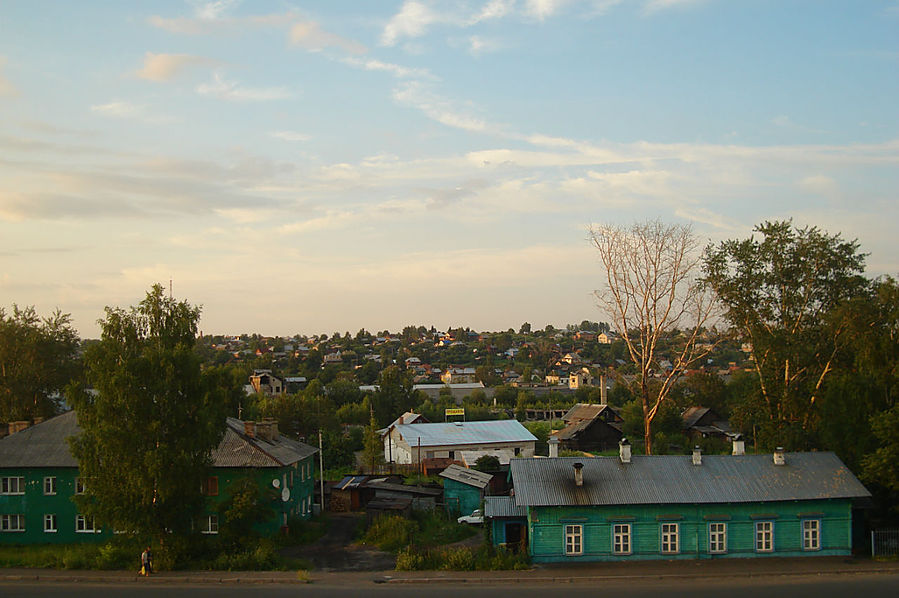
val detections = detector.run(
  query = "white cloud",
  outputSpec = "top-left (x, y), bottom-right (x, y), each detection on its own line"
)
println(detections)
top-left (148, 9), bottom-right (295, 35)
top-left (196, 72), bottom-right (292, 101)
top-left (192, 0), bottom-right (240, 20)
top-left (289, 20), bottom-right (367, 54)
top-left (0, 56), bottom-right (18, 97)
top-left (392, 81), bottom-right (488, 132)
top-left (642, 0), bottom-right (706, 15)
top-left (381, 1), bottom-right (439, 46)
top-left (524, 0), bottom-right (571, 20)
top-left (269, 131), bottom-right (311, 142)
top-left (278, 210), bottom-right (358, 234)
top-left (90, 101), bottom-right (172, 123)
top-left (798, 174), bottom-right (840, 199)
top-left (135, 52), bottom-right (213, 82)
top-left (341, 57), bottom-right (434, 79)
top-left (468, 35), bottom-right (501, 55)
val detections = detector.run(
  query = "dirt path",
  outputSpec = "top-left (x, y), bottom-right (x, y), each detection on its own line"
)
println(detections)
top-left (280, 513), bottom-right (396, 572)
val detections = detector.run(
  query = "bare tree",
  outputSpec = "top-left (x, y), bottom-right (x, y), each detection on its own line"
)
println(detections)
top-left (590, 220), bottom-right (717, 454)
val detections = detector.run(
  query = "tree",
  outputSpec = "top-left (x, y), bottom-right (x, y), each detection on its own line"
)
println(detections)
top-left (363, 415), bottom-right (384, 473)
top-left (703, 221), bottom-right (868, 449)
top-left (590, 220), bottom-right (717, 454)
top-left (68, 284), bottom-right (227, 543)
top-left (0, 305), bottom-right (80, 422)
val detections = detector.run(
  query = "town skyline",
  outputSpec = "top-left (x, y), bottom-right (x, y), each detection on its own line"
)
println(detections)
top-left (2, 1), bottom-right (897, 338)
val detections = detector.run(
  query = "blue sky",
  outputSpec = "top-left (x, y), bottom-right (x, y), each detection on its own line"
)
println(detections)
top-left (1, 1), bottom-right (897, 337)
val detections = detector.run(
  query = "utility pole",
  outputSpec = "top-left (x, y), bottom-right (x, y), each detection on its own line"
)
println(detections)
top-left (318, 429), bottom-right (325, 514)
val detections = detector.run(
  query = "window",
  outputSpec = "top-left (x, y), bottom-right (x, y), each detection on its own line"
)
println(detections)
top-left (44, 514), bottom-right (57, 533)
top-left (75, 514), bottom-right (98, 533)
top-left (201, 514), bottom-right (218, 535)
top-left (1, 514), bottom-right (25, 532)
top-left (613, 523), bottom-right (632, 555)
top-left (708, 522), bottom-right (727, 554)
top-left (564, 524), bottom-right (583, 555)
top-left (1, 476), bottom-right (24, 495)
top-left (802, 519), bottom-right (820, 551)
top-left (44, 477), bottom-right (57, 495)
top-left (75, 477), bottom-right (86, 495)
top-left (201, 477), bottom-right (218, 496)
top-left (755, 521), bottom-right (774, 552)
top-left (661, 523), bottom-right (679, 554)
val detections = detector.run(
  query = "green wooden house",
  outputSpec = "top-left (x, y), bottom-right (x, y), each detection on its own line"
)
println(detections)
top-left (0, 412), bottom-right (318, 543)
top-left (502, 442), bottom-right (870, 562)
top-left (439, 464), bottom-right (492, 517)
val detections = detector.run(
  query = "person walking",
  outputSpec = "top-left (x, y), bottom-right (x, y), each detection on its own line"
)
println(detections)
top-left (140, 547), bottom-right (153, 575)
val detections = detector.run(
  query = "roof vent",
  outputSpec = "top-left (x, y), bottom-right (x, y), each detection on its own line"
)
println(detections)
top-left (573, 462), bottom-right (584, 486)
top-left (548, 436), bottom-right (560, 458)
top-left (619, 437), bottom-right (631, 464)
top-left (692, 446), bottom-right (702, 466)
top-left (732, 434), bottom-right (745, 456)
top-left (773, 447), bottom-right (785, 466)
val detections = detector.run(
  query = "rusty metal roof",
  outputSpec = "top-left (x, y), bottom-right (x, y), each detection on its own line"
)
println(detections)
top-left (0, 410), bottom-right (79, 468)
top-left (485, 495), bottom-right (528, 518)
top-left (510, 453), bottom-right (870, 507)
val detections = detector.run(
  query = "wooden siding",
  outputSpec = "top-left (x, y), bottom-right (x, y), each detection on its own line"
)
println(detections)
top-left (528, 499), bottom-right (853, 562)
top-left (443, 478), bottom-right (482, 517)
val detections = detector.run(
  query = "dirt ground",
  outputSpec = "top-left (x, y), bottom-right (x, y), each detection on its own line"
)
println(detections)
top-left (279, 513), bottom-right (396, 572)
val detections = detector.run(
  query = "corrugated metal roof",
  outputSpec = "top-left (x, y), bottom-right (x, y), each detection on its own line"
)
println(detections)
top-left (510, 454), bottom-right (871, 507)
top-left (439, 463), bottom-right (493, 488)
top-left (460, 448), bottom-right (516, 466)
top-left (485, 495), bottom-right (528, 518)
top-left (395, 420), bottom-right (536, 447)
top-left (213, 418), bottom-right (317, 467)
top-left (563, 403), bottom-right (608, 422)
top-left (0, 411), bottom-right (79, 468)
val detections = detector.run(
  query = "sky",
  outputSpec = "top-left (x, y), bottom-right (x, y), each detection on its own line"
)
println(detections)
top-left (1, 1), bottom-right (897, 339)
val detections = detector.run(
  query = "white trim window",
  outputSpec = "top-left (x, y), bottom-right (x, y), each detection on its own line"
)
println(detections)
top-left (802, 519), bottom-right (820, 551)
top-left (44, 514), bottom-right (58, 533)
top-left (612, 523), bottom-right (632, 555)
top-left (201, 514), bottom-right (219, 535)
top-left (75, 477), bottom-right (86, 495)
top-left (708, 522), bottom-right (727, 554)
top-left (1, 514), bottom-right (25, 532)
top-left (661, 522), bottom-right (679, 554)
top-left (1, 476), bottom-right (24, 495)
top-left (564, 524), bottom-right (583, 556)
top-left (44, 476), bottom-right (57, 495)
top-left (755, 521), bottom-right (774, 552)
top-left (75, 514), bottom-right (99, 533)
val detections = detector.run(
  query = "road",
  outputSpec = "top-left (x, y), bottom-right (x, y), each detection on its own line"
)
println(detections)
top-left (2, 573), bottom-right (898, 597)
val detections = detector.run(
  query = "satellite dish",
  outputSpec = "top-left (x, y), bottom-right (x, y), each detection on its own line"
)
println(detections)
top-left (281, 487), bottom-right (290, 502)
top-left (272, 479), bottom-right (280, 489)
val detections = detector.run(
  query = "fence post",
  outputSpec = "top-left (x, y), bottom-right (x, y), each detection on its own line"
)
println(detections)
top-left (871, 530), bottom-right (875, 557)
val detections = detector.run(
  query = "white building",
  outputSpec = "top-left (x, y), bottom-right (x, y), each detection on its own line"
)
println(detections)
top-left (383, 420), bottom-right (537, 465)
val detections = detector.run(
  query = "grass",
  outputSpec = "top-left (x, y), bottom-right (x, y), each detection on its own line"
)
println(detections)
top-left (395, 544), bottom-right (530, 571)
top-left (361, 510), bottom-right (476, 553)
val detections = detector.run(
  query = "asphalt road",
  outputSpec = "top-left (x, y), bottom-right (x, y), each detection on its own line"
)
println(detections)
top-left (2, 573), bottom-right (898, 597)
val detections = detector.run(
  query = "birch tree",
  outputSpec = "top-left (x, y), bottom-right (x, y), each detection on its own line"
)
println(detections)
top-left (590, 220), bottom-right (717, 454)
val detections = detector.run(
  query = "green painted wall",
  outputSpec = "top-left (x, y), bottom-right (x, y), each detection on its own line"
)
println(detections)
top-left (527, 499), bottom-right (854, 563)
top-left (0, 468), bottom-right (109, 544)
top-left (443, 479), bottom-right (482, 517)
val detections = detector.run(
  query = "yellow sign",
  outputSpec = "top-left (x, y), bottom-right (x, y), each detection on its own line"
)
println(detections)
top-left (445, 408), bottom-right (465, 416)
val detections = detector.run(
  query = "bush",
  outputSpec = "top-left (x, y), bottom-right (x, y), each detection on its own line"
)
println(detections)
top-left (395, 544), bottom-right (530, 571)
top-left (361, 515), bottom-right (418, 552)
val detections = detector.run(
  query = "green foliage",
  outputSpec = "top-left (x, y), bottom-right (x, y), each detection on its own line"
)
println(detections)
top-left (361, 514), bottom-right (417, 552)
top-left (473, 454), bottom-right (501, 472)
top-left (0, 305), bottom-right (80, 422)
top-left (395, 544), bottom-right (529, 571)
top-left (863, 404), bottom-right (899, 494)
top-left (363, 414), bottom-right (385, 473)
top-left (67, 284), bottom-right (228, 542)
top-left (0, 538), bottom-right (141, 570)
top-left (219, 476), bottom-right (276, 546)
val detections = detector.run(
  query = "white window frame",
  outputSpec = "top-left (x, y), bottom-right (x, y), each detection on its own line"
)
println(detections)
top-left (612, 523), bottom-right (632, 555)
top-left (201, 514), bottom-right (219, 535)
top-left (44, 476), bottom-right (57, 495)
top-left (802, 519), bottom-right (820, 551)
top-left (75, 477), bottom-right (86, 495)
top-left (75, 514), bottom-right (99, 533)
top-left (564, 524), bottom-right (583, 556)
top-left (660, 522), bottom-right (679, 554)
top-left (1, 476), bottom-right (24, 495)
top-left (1, 514), bottom-right (25, 532)
top-left (755, 521), bottom-right (774, 553)
top-left (708, 522), bottom-right (727, 554)
top-left (44, 514), bottom-right (58, 533)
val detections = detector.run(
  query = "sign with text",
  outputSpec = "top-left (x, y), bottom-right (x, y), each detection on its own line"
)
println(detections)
top-left (445, 408), bottom-right (465, 416)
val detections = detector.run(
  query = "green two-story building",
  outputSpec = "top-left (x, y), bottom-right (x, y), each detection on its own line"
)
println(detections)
top-left (0, 412), bottom-right (318, 543)
top-left (502, 442), bottom-right (870, 562)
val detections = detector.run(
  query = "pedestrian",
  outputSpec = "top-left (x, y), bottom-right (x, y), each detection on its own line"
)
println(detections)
top-left (141, 546), bottom-right (152, 575)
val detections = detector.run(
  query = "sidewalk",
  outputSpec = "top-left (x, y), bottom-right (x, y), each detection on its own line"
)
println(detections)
top-left (1, 556), bottom-right (898, 586)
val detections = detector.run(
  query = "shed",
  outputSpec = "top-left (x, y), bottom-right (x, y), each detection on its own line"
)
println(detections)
top-left (439, 464), bottom-right (492, 517)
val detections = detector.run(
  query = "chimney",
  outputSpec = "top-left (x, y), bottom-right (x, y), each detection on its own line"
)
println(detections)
top-left (548, 436), bottom-right (560, 458)
top-left (732, 434), bottom-right (745, 456)
top-left (692, 446), bottom-right (702, 465)
top-left (599, 373), bottom-right (607, 406)
top-left (619, 437), bottom-right (631, 464)
top-left (773, 447), bottom-right (785, 466)
top-left (244, 421), bottom-right (256, 438)
top-left (398, 415), bottom-right (404, 425)
top-left (573, 462), bottom-right (584, 487)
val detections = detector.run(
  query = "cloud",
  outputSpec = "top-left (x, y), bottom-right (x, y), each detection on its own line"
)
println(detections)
top-left (148, 8), bottom-right (296, 35)
top-left (90, 101), bottom-right (172, 123)
top-left (392, 81), bottom-right (488, 132)
top-left (196, 72), bottom-right (292, 101)
top-left (468, 36), bottom-right (501, 56)
top-left (278, 210), bottom-right (359, 234)
top-left (381, 1), bottom-right (438, 46)
top-left (135, 52), bottom-right (213, 82)
top-left (269, 131), bottom-right (311, 142)
top-left (289, 20), bottom-right (367, 54)
top-left (341, 57), bottom-right (434, 79)
top-left (0, 56), bottom-right (18, 97)
top-left (798, 174), bottom-right (840, 199)
top-left (524, 0), bottom-right (572, 20)
top-left (192, 0), bottom-right (240, 20)
top-left (642, 0), bottom-right (706, 15)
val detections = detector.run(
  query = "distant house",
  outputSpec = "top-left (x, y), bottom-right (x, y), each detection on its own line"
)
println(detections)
top-left (568, 367), bottom-right (594, 390)
top-left (382, 420), bottom-right (536, 465)
top-left (682, 407), bottom-right (731, 440)
top-left (553, 403), bottom-right (623, 452)
top-left (501, 442), bottom-right (870, 562)
top-left (248, 369), bottom-right (284, 396)
top-left (440, 464), bottom-right (492, 517)
top-left (441, 367), bottom-right (477, 384)
top-left (597, 333), bottom-right (613, 345)
top-left (0, 413), bottom-right (318, 544)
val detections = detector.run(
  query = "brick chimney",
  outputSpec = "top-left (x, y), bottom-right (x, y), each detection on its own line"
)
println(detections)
top-left (573, 462), bottom-right (584, 487)
top-left (244, 421), bottom-right (256, 438)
